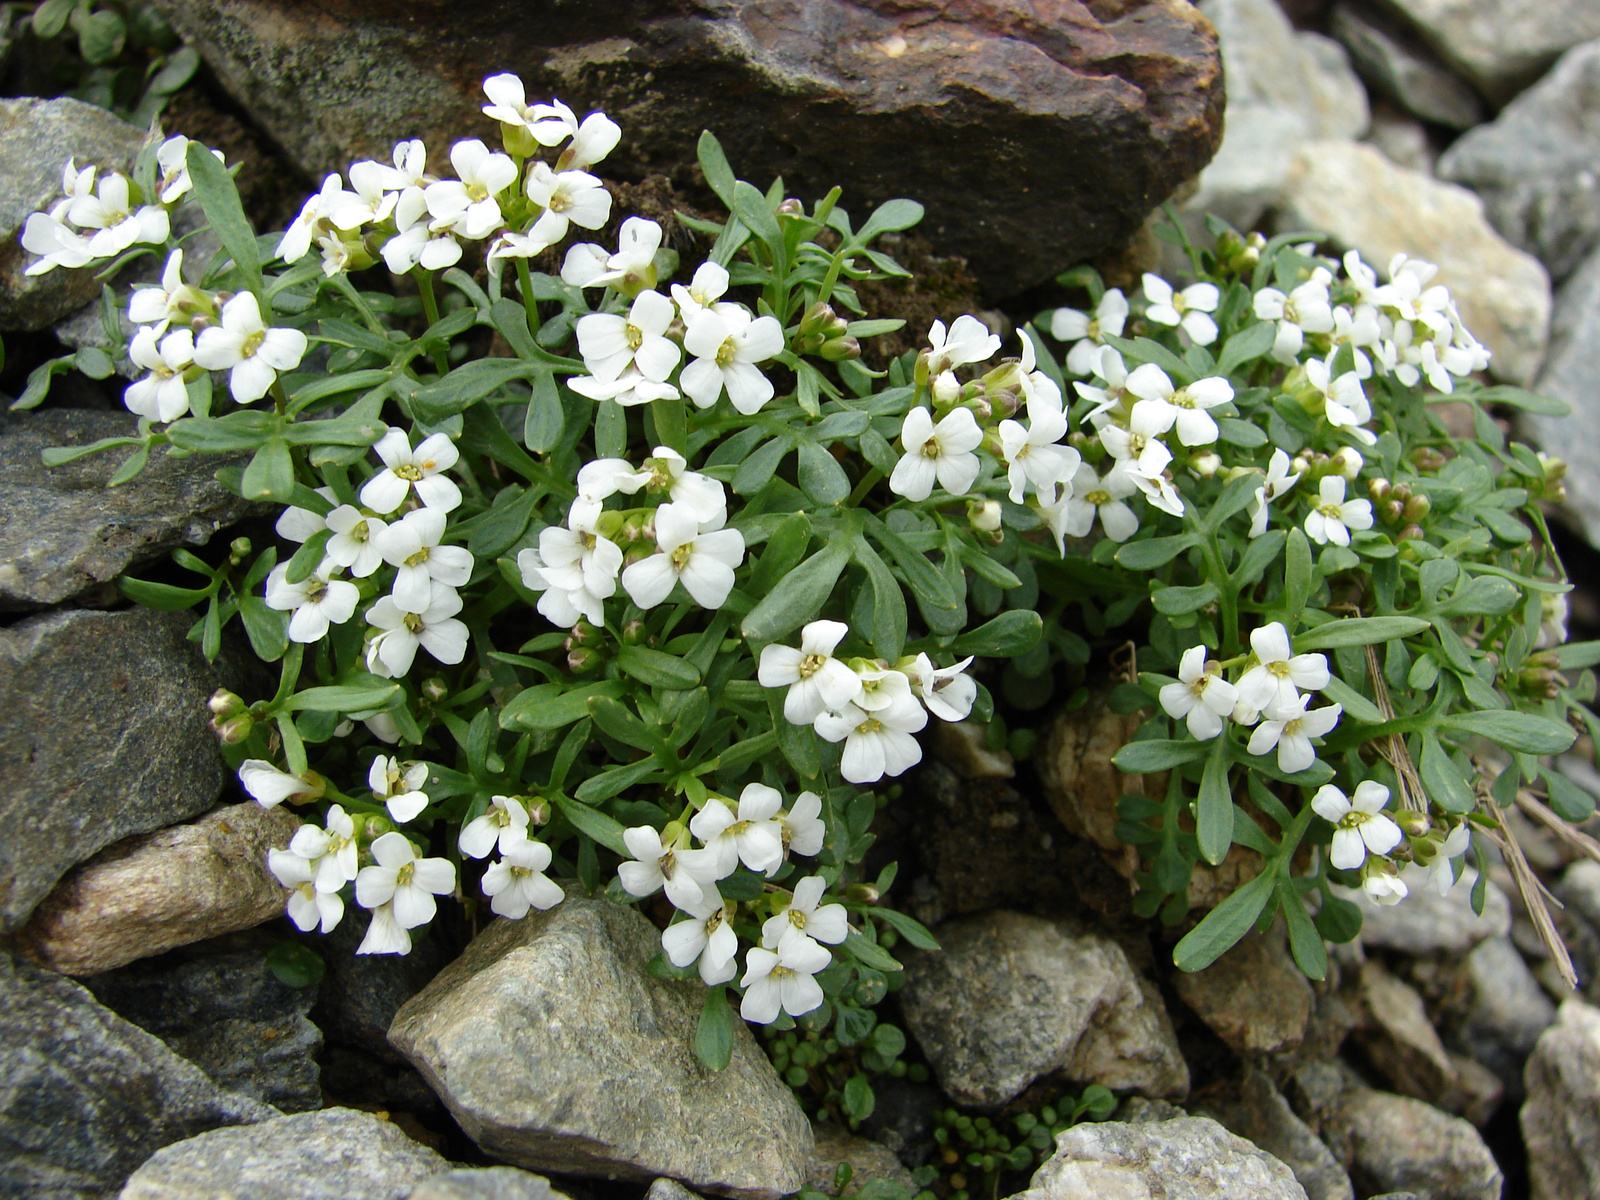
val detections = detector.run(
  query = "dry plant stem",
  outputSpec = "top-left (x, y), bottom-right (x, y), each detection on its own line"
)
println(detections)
top-left (1516, 789), bottom-right (1600, 865)
top-left (1480, 802), bottom-right (1579, 988)
top-left (1367, 646), bottom-right (1427, 813)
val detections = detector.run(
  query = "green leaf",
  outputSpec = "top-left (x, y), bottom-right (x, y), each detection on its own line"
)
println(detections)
top-left (696, 130), bottom-right (739, 210)
top-left (797, 438), bottom-right (851, 505)
top-left (74, 345), bottom-right (113, 379)
top-left (264, 941), bottom-right (325, 989)
top-left (873, 908), bottom-right (939, 951)
top-left (1320, 676), bottom-right (1385, 724)
top-left (1284, 528), bottom-right (1312, 618)
top-left (844, 931), bottom-right (902, 973)
top-left (616, 644), bottom-right (702, 690)
top-left (1195, 736), bottom-right (1233, 866)
top-left (694, 985), bottom-right (736, 1071)
top-left (118, 576), bottom-right (212, 611)
top-left (524, 369), bottom-right (563, 452)
top-left (1420, 732), bottom-right (1477, 814)
top-left (1293, 616), bottom-right (1429, 651)
top-left (1470, 385), bottom-right (1569, 415)
top-left (1215, 321), bottom-right (1277, 376)
top-left (1314, 893), bottom-right (1363, 943)
top-left (11, 354), bottom-right (76, 410)
top-left (741, 543), bottom-right (851, 644)
top-left (1217, 417), bottom-right (1270, 448)
top-left (407, 357), bottom-right (541, 422)
top-left (1280, 883), bottom-right (1328, 981)
top-left (842, 1073), bottom-right (876, 1121)
top-left (187, 140), bottom-right (261, 292)
top-left (1439, 710), bottom-right (1576, 755)
top-left (732, 180), bottom-right (783, 255)
top-left (165, 410), bottom-right (276, 452)
top-left (1476, 505), bottom-right (1531, 544)
top-left (1111, 739), bottom-right (1209, 771)
top-left (1232, 529), bottom-right (1286, 588)
top-left (733, 436), bottom-right (790, 495)
top-left (1115, 534), bottom-right (1196, 570)
top-left (1152, 583), bottom-right (1218, 616)
top-left (78, 9), bottom-right (125, 63)
top-left (39, 434), bottom-right (144, 466)
top-left (1173, 872), bottom-right (1277, 972)
top-left (287, 680), bottom-right (401, 713)
top-left (746, 512), bottom-right (811, 597)
top-left (949, 610), bottom-right (1043, 658)
top-left (868, 519), bottom-right (961, 635)
top-left (32, 0), bottom-right (74, 38)
top-left (1545, 769), bottom-right (1596, 823)
top-left (854, 199), bottom-right (925, 244)
top-left (1102, 333), bottom-right (1194, 383)
top-left (574, 757), bottom-right (663, 804)
top-left (553, 794), bottom-right (630, 856)
top-left (241, 438), bottom-right (295, 502)
top-left (500, 681), bottom-right (624, 731)
top-left (1557, 641), bottom-right (1600, 670)
top-left (855, 538), bottom-right (907, 661)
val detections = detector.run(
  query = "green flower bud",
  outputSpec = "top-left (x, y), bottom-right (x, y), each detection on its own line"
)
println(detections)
top-left (1382, 499), bottom-right (1405, 524)
top-left (819, 335), bottom-right (860, 362)
top-left (211, 713), bottom-right (254, 744)
top-left (1402, 494), bottom-right (1431, 522)
top-left (567, 645), bottom-right (604, 672)
top-left (1410, 446), bottom-right (1448, 473)
top-left (209, 688), bottom-right (246, 719)
top-left (1368, 476), bottom-right (1392, 501)
top-left (422, 677), bottom-right (449, 701)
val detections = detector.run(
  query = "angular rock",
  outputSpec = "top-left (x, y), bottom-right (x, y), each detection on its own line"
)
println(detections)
top-left (1198, 1071), bottom-right (1353, 1200)
top-left (82, 933), bottom-right (323, 1112)
top-left (1341, 871), bottom-right (1511, 956)
top-left (1329, 2), bottom-right (1483, 129)
top-left (647, 1183), bottom-right (704, 1200)
top-left (1449, 935), bottom-right (1555, 1101)
top-left (0, 409), bottom-right (261, 610)
top-left (0, 607), bottom-right (236, 931)
top-left (1561, 859), bottom-right (1600, 929)
top-left (805, 1124), bottom-right (917, 1197)
top-left (117, 1107), bottom-right (447, 1200)
top-left (1363, 103), bottom-right (1438, 174)
top-left (17, 803), bottom-right (302, 976)
top-left (1526, 249), bottom-right (1600, 547)
top-left (389, 900), bottom-right (811, 1199)
top-left (1369, 0), bottom-right (1600, 103)
top-left (899, 910), bottom-right (1187, 1110)
top-left (0, 952), bottom-right (273, 1200)
top-left (1011, 1116), bottom-right (1309, 1199)
top-left (1276, 140), bottom-right (1551, 385)
top-left (1437, 40), bottom-right (1600, 283)
top-left (1353, 960), bottom-right (1459, 1103)
top-left (151, 0), bottom-right (1224, 296)
top-left (313, 907), bottom-right (453, 1062)
top-left (1173, 928), bottom-right (1314, 1055)
top-left (407, 1168), bottom-right (574, 1200)
top-left (0, 97), bottom-right (146, 330)
top-left (1522, 997), bottom-right (1600, 1200)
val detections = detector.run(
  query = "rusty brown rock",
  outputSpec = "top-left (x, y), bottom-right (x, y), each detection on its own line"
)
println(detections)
top-left (150, 0), bottom-right (1223, 295)
top-left (1174, 928), bottom-right (1314, 1056)
top-left (17, 803), bottom-right (302, 976)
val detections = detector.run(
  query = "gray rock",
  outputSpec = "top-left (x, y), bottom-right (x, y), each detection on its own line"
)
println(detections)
top-left (406, 1168), bottom-right (574, 1200)
top-left (1560, 859), bottom-right (1600, 928)
top-left (1276, 140), bottom-right (1551, 386)
top-left (899, 910), bottom-right (1188, 1110)
top-left (1173, 928), bottom-right (1314, 1055)
top-left (17, 803), bottom-right (303, 976)
top-left (1329, 3), bottom-right (1483, 129)
top-left (150, 0), bottom-right (1224, 298)
top-left (1011, 1116), bottom-right (1309, 1199)
top-left (1353, 960), bottom-right (1461, 1105)
top-left (1199, 1071), bottom-right (1353, 1200)
top-left (117, 1107), bottom-right (447, 1200)
top-left (1310, 1082), bottom-right (1504, 1200)
top-left (1449, 935), bottom-right (1555, 1101)
top-left (82, 933), bottom-right (323, 1112)
top-left (805, 1124), bottom-right (917, 1197)
top-left (1363, 103), bottom-right (1439, 174)
top-left (1437, 40), bottom-right (1600, 283)
top-left (1341, 871), bottom-right (1512, 956)
top-left (313, 907), bottom-right (452, 1062)
top-left (1522, 997), bottom-right (1600, 1200)
top-left (389, 900), bottom-right (811, 1199)
top-left (0, 952), bottom-right (274, 1200)
top-left (647, 1182), bottom-right (704, 1200)
top-left (1370, 0), bottom-right (1600, 103)
top-left (1524, 248), bottom-right (1600, 547)
top-left (0, 408), bottom-right (261, 610)
top-left (0, 97), bottom-right (147, 330)
top-left (0, 607), bottom-right (235, 931)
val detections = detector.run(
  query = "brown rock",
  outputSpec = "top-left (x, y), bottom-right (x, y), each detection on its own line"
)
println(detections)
top-left (1174, 928), bottom-right (1314, 1055)
top-left (151, 0), bottom-right (1224, 295)
top-left (804, 1124), bottom-right (916, 1197)
top-left (1352, 960), bottom-right (1460, 1106)
top-left (17, 803), bottom-right (301, 975)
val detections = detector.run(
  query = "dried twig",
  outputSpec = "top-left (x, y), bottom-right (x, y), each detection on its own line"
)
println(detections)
top-left (1366, 645), bottom-right (1427, 813)
top-left (1516, 789), bottom-right (1600, 865)
top-left (1479, 801), bottom-right (1578, 988)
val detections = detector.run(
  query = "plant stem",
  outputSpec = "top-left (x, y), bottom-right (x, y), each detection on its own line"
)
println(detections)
top-left (847, 467), bottom-right (883, 507)
top-left (516, 257), bottom-right (542, 340)
top-left (413, 268), bottom-right (448, 375)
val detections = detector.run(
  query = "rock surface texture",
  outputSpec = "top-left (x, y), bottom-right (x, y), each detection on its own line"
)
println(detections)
top-left (0, 410), bottom-right (260, 610)
top-left (1342, 872), bottom-right (1511, 956)
top-left (150, 0), bottom-right (1224, 294)
top-left (0, 952), bottom-right (273, 1200)
top-left (407, 1169), bottom-right (575, 1200)
top-left (18, 803), bottom-right (302, 976)
top-left (389, 899), bottom-right (812, 1199)
top-left (1328, 2), bottom-right (1482, 129)
top-left (1173, 929), bottom-right (1314, 1055)
top-left (1199, 1071), bottom-right (1353, 1200)
top-left (0, 607), bottom-right (234, 931)
top-left (117, 1107), bottom-right (448, 1200)
top-left (1522, 997), bottom-right (1600, 1200)
top-left (899, 910), bottom-right (1188, 1109)
top-left (1523, 248), bottom-right (1600, 547)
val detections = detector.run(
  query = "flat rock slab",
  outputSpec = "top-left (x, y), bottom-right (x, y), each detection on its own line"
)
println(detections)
top-left (151, 0), bottom-right (1223, 295)
top-left (117, 1107), bottom-right (447, 1200)
top-left (899, 910), bottom-right (1188, 1109)
top-left (389, 898), bottom-right (811, 1199)
top-left (0, 409), bottom-right (261, 611)
top-left (1012, 1116), bottom-right (1309, 1199)
top-left (1522, 997), bottom-right (1600, 1200)
top-left (0, 607), bottom-right (236, 932)
top-left (407, 1168), bottom-right (574, 1200)
top-left (0, 952), bottom-right (274, 1200)
top-left (0, 97), bottom-right (146, 330)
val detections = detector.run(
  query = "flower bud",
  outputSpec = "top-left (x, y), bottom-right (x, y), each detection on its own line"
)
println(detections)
top-left (622, 619), bottom-right (647, 645)
top-left (209, 688), bottom-right (246, 719)
top-left (526, 798), bottom-right (552, 827)
top-left (798, 301), bottom-right (840, 339)
top-left (1527, 649), bottom-right (1561, 670)
top-left (1191, 451), bottom-right (1222, 478)
top-left (1410, 446), bottom-right (1448, 473)
top-left (968, 499), bottom-right (1002, 532)
top-left (567, 619), bottom-right (600, 645)
top-left (1368, 477), bottom-right (1392, 501)
top-left (777, 198), bottom-right (804, 217)
top-left (1402, 493), bottom-right (1431, 522)
top-left (931, 370), bottom-right (961, 404)
top-left (1331, 447), bottom-right (1364, 480)
top-left (1396, 810), bottom-right (1432, 838)
top-left (1539, 452), bottom-right (1567, 482)
top-left (499, 121), bottom-right (539, 159)
top-left (211, 713), bottom-right (254, 743)
top-left (819, 335), bottom-right (860, 362)
top-left (1382, 499), bottom-right (1404, 524)
top-left (420, 677), bottom-right (448, 702)
top-left (567, 645), bottom-right (603, 672)
top-left (360, 812), bottom-right (395, 841)
top-left (1397, 523), bottom-right (1425, 541)
top-left (914, 349), bottom-right (932, 389)
top-left (845, 883), bottom-right (880, 904)
top-left (988, 388), bottom-right (1021, 419)
top-left (1291, 452), bottom-right (1313, 476)
top-left (966, 396), bottom-right (993, 422)
top-left (228, 536), bottom-right (252, 563)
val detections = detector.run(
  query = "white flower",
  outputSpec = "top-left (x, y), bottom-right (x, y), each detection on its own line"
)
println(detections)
top-left (1098, 402), bottom-right (1175, 481)
top-left (1124, 364), bottom-right (1233, 447)
top-left (617, 825), bottom-right (717, 910)
top-left (285, 803), bottom-right (359, 893)
top-left (327, 159), bottom-right (399, 230)
top-left (577, 457), bottom-right (651, 504)
top-left (238, 759), bottom-right (318, 808)
top-left (998, 398), bottom-right (1078, 504)
top-left (1051, 289), bottom-right (1128, 376)
top-left (155, 136), bottom-right (221, 204)
top-left (814, 694), bottom-right (927, 784)
top-left (379, 138), bottom-right (433, 196)
top-left (355, 832), bottom-right (456, 929)
top-left (574, 289), bottom-right (680, 384)
top-left (1045, 463), bottom-right (1139, 548)
top-left (681, 306), bottom-right (785, 414)
top-left (128, 250), bottom-right (203, 332)
top-left (1235, 622), bottom-right (1330, 714)
top-left (1404, 822), bottom-right (1471, 896)
top-left (1247, 697), bottom-right (1342, 773)
top-left (1304, 475), bottom-right (1374, 547)
top-left (67, 171), bottom-right (169, 257)
top-left (620, 502), bottom-right (745, 609)
top-left (690, 784), bottom-right (786, 877)
top-left (123, 327), bottom-right (194, 423)
top-left (1125, 462), bottom-right (1185, 519)
top-left (518, 498), bottom-right (624, 626)
top-left (369, 754), bottom-right (430, 823)
top-left (1248, 449), bottom-right (1302, 538)
top-left (762, 875), bottom-right (849, 952)
top-left (365, 581), bottom-right (470, 677)
top-left (567, 368), bottom-right (681, 408)
top-left (662, 884), bottom-right (739, 985)
top-left (524, 162), bottom-right (612, 246)
top-left (1158, 645), bottom-right (1239, 740)
top-left (192, 292), bottom-right (308, 403)
top-left (641, 447), bottom-right (726, 526)
top-left (900, 653), bottom-right (977, 722)
top-left (1142, 274), bottom-right (1219, 345)
top-left (277, 174), bottom-right (349, 264)
top-left (889, 406), bottom-right (984, 501)
top-left (1312, 781), bottom-right (1403, 871)
top-left (268, 849), bottom-right (345, 933)
top-left (758, 620), bottom-right (863, 724)
top-left (360, 429), bottom-right (462, 514)
top-left (20, 212), bottom-right (95, 275)
top-left (1305, 356), bottom-right (1376, 445)
top-left (670, 261), bottom-right (730, 320)
top-left (740, 936), bottom-right (832, 1024)
top-left (375, 506), bottom-right (475, 613)
top-left (265, 562), bottom-right (360, 643)
top-left (562, 217), bottom-right (661, 292)
top-left (560, 111), bottom-right (623, 171)
top-left (424, 139), bottom-right (517, 240)
top-left (356, 902), bottom-right (413, 955)
top-left (275, 488), bottom-right (335, 543)
top-left (1253, 271), bottom-right (1334, 364)
top-left (924, 315), bottom-right (1001, 374)
top-left (780, 791), bottom-right (827, 858)
top-left (1362, 860), bottom-right (1409, 905)
top-left (481, 840), bottom-right (564, 918)
top-left (460, 794), bottom-right (533, 859)
top-left (481, 73), bottom-right (544, 134)
top-left (382, 189), bottom-right (462, 273)
top-left (324, 506), bottom-right (389, 577)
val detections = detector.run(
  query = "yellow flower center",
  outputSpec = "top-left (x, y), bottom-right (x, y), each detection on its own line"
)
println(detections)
top-left (396, 862), bottom-right (415, 886)
top-left (395, 464), bottom-right (424, 481)
top-left (404, 612), bottom-right (426, 633)
top-left (404, 548), bottom-right (431, 568)
top-left (798, 653), bottom-right (826, 679)
top-left (670, 543), bottom-right (694, 570)
top-left (626, 322), bottom-right (644, 351)
top-left (715, 336), bottom-right (738, 367)
top-left (241, 330), bottom-right (265, 358)
top-left (1087, 489), bottom-right (1110, 506)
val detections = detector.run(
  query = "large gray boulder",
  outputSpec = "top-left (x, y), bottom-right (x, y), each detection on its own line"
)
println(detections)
top-left (1522, 997), bottom-right (1600, 1200)
top-left (389, 899), bottom-right (811, 1199)
top-left (0, 952), bottom-right (274, 1200)
top-left (1329, 3), bottom-right (1482, 129)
